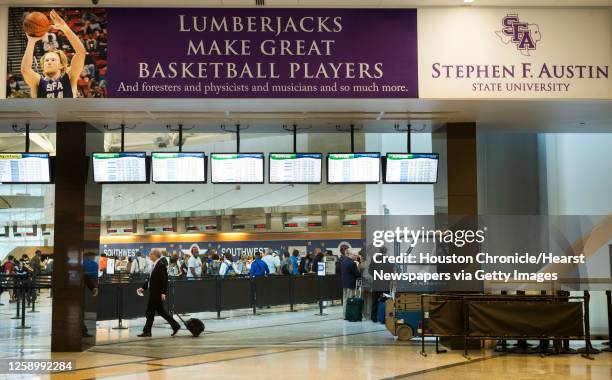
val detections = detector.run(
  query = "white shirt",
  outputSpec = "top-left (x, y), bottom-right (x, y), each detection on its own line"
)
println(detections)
top-left (147, 257), bottom-right (161, 289)
top-left (187, 255), bottom-right (202, 277)
top-left (262, 255), bottom-right (280, 275)
top-left (219, 260), bottom-right (234, 276)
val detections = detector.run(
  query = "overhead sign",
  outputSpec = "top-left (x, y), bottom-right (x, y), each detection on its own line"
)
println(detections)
top-left (418, 8), bottom-right (612, 99)
top-left (5, 7), bottom-right (418, 99)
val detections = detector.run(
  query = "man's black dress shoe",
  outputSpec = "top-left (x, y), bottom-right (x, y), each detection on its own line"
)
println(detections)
top-left (137, 332), bottom-right (152, 337)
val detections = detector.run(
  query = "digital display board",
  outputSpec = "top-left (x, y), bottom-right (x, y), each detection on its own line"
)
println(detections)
top-left (93, 152), bottom-right (147, 183)
top-left (327, 153), bottom-right (380, 184)
top-left (384, 153), bottom-right (439, 184)
top-left (0, 153), bottom-right (51, 183)
top-left (210, 153), bottom-right (264, 184)
top-left (152, 152), bottom-right (206, 183)
top-left (269, 153), bottom-right (322, 184)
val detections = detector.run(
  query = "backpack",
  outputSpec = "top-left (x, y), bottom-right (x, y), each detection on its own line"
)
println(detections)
top-left (280, 258), bottom-right (292, 275)
top-left (223, 263), bottom-right (236, 277)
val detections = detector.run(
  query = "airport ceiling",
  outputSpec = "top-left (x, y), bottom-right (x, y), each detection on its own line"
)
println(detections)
top-left (0, 1), bottom-right (610, 137)
top-left (0, 99), bottom-right (611, 135)
top-left (2, 0), bottom-right (612, 7)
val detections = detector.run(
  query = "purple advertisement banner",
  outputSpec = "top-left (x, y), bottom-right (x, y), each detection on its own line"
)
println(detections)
top-left (106, 8), bottom-right (417, 98)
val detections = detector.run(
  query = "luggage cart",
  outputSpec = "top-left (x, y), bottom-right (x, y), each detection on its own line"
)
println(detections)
top-left (385, 292), bottom-right (423, 341)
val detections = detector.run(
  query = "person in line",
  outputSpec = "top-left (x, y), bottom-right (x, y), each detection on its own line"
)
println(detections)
top-left (312, 248), bottom-right (324, 273)
top-left (187, 245), bottom-right (202, 279)
top-left (179, 253), bottom-right (190, 278)
top-left (234, 255), bottom-right (247, 275)
top-left (219, 253), bottom-right (236, 277)
top-left (137, 249), bottom-right (180, 337)
top-left (340, 252), bottom-right (362, 317)
top-left (21, 10), bottom-right (86, 98)
top-left (2, 255), bottom-right (17, 303)
top-left (207, 253), bottom-right (221, 275)
top-left (249, 251), bottom-right (269, 278)
top-left (262, 248), bottom-right (280, 275)
top-left (98, 253), bottom-right (107, 275)
top-left (30, 250), bottom-right (42, 277)
top-left (299, 252), bottom-right (314, 274)
top-left (280, 251), bottom-right (293, 275)
top-left (290, 250), bottom-right (300, 276)
top-left (167, 256), bottom-right (180, 278)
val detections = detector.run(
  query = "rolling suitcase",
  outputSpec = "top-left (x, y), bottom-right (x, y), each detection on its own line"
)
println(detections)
top-left (176, 314), bottom-right (205, 337)
top-left (345, 280), bottom-right (364, 322)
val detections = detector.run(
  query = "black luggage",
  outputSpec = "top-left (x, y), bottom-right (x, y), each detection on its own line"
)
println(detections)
top-left (345, 280), bottom-right (364, 322)
top-left (176, 314), bottom-right (205, 337)
top-left (345, 297), bottom-right (364, 321)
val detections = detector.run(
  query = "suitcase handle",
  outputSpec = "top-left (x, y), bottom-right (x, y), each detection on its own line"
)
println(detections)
top-left (355, 278), bottom-right (363, 298)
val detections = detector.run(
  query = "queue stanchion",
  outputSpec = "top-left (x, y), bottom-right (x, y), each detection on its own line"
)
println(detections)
top-left (313, 276), bottom-right (327, 316)
top-left (15, 277), bottom-right (31, 330)
top-left (29, 276), bottom-right (40, 313)
top-left (250, 277), bottom-right (262, 316)
top-left (286, 275), bottom-right (297, 313)
top-left (578, 290), bottom-right (599, 359)
top-left (602, 290), bottom-right (611, 352)
top-left (215, 277), bottom-right (227, 320)
top-left (11, 276), bottom-right (21, 320)
top-left (112, 284), bottom-right (128, 330)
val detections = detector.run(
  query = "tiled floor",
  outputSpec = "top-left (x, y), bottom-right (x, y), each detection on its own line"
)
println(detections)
top-left (0, 291), bottom-right (610, 379)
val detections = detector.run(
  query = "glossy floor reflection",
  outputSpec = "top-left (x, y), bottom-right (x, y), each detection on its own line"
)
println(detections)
top-left (0, 291), bottom-right (610, 379)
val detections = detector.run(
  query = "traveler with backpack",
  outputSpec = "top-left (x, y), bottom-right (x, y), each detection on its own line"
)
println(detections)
top-left (280, 251), bottom-right (293, 275)
top-left (219, 253), bottom-right (236, 277)
top-left (290, 250), bottom-right (300, 275)
top-left (249, 251), bottom-right (269, 278)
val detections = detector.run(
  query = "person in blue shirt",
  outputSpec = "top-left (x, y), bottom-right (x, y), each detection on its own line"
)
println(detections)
top-left (249, 251), bottom-right (269, 278)
top-left (290, 250), bottom-right (300, 276)
top-left (83, 252), bottom-right (99, 279)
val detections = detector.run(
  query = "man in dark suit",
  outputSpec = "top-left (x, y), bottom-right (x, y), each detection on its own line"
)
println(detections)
top-left (340, 252), bottom-right (362, 317)
top-left (137, 249), bottom-right (180, 337)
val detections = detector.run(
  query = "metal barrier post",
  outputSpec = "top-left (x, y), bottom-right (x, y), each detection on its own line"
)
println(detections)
top-left (462, 297), bottom-right (470, 359)
top-left (215, 278), bottom-right (226, 320)
top-left (578, 290), bottom-right (600, 358)
top-left (602, 290), bottom-right (611, 352)
top-left (15, 278), bottom-right (30, 330)
top-left (251, 277), bottom-right (261, 316)
top-left (286, 276), bottom-right (297, 313)
top-left (29, 276), bottom-right (39, 313)
top-left (420, 294), bottom-right (427, 357)
top-left (11, 277), bottom-right (21, 320)
top-left (313, 276), bottom-right (327, 316)
top-left (112, 284), bottom-right (128, 330)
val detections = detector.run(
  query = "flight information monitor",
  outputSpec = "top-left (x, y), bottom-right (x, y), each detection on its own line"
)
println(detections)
top-left (152, 152), bottom-right (206, 183)
top-left (327, 153), bottom-right (380, 184)
top-left (384, 153), bottom-right (439, 184)
top-left (269, 153), bottom-right (322, 184)
top-left (93, 152), bottom-right (148, 183)
top-left (210, 153), bottom-right (264, 184)
top-left (0, 153), bottom-right (51, 184)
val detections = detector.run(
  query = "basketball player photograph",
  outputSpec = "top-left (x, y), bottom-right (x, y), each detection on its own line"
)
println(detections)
top-left (20, 10), bottom-right (85, 98)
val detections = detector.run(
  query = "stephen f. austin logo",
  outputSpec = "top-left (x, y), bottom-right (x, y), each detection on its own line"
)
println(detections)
top-left (496, 14), bottom-right (541, 56)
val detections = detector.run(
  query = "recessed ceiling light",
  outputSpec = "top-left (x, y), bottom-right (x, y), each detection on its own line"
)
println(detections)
top-left (464, 0), bottom-right (475, 3)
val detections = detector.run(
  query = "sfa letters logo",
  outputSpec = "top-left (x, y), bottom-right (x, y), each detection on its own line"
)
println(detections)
top-left (496, 14), bottom-right (541, 56)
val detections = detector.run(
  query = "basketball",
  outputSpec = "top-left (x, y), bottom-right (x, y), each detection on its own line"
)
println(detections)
top-left (23, 12), bottom-right (50, 38)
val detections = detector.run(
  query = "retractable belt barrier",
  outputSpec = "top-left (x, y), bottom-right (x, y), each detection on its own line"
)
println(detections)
top-left (0, 273), bottom-right (53, 329)
top-left (96, 274), bottom-right (342, 322)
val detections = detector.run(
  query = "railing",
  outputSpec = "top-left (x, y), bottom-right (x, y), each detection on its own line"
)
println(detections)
top-left (0, 273), bottom-right (53, 329)
top-left (96, 274), bottom-right (342, 324)
top-left (419, 292), bottom-right (598, 359)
